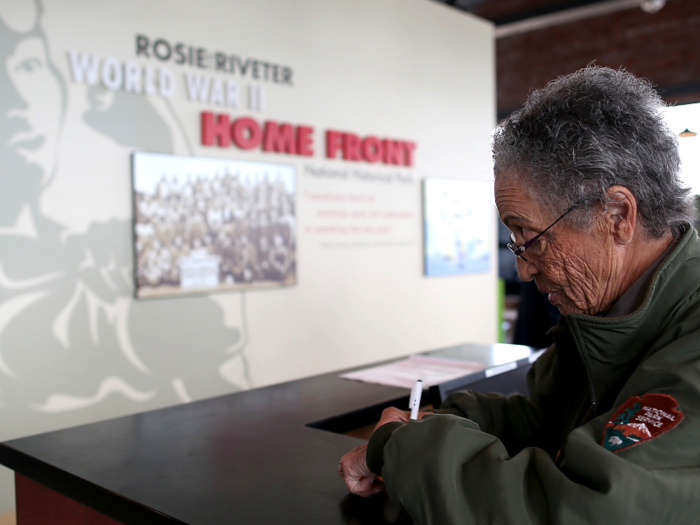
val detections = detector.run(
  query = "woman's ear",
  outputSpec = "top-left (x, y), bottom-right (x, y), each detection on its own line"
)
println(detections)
top-left (605, 185), bottom-right (637, 245)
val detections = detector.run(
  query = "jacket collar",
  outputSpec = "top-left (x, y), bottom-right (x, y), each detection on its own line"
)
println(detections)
top-left (550, 225), bottom-right (700, 414)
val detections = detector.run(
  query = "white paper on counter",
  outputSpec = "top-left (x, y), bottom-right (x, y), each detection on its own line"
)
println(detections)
top-left (340, 355), bottom-right (486, 389)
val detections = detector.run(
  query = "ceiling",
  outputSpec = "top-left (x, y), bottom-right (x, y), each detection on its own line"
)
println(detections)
top-left (434, 0), bottom-right (655, 26)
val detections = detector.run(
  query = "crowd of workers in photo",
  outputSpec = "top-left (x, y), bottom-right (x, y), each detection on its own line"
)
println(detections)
top-left (134, 170), bottom-right (296, 289)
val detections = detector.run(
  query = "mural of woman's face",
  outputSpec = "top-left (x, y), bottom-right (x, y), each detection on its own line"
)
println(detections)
top-left (4, 34), bottom-right (62, 184)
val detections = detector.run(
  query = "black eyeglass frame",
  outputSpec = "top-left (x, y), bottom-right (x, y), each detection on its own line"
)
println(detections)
top-left (506, 194), bottom-right (598, 262)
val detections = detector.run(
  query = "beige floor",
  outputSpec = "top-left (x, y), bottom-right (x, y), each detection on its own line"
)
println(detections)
top-left (0, 512), bottom-right (16, 525)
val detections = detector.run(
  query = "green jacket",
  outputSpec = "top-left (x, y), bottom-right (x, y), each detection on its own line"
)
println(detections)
top-left (367, 226), bottom-right (700, 524)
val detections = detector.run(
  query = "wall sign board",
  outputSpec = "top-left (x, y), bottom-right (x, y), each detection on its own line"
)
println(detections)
top-left (423, 179), bottom-right (492, 277)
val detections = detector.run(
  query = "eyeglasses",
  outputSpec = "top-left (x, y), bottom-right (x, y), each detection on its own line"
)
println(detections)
top-left (507, 195), bottom-right (597, 262)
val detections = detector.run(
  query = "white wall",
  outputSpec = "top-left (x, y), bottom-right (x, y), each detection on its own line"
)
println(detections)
top-left (0, 0), bottom-right (495, 512)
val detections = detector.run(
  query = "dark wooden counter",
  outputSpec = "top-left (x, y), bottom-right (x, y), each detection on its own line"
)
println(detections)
top-left (0, 343), bottom-right (534, 524)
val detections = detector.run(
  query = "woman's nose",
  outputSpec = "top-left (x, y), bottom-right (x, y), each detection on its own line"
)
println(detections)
top-left (516, 256), bottom-right (537, 282)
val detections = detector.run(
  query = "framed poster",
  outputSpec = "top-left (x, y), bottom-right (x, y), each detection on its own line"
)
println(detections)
top-left (132, 152), bottom-right (296, 298)
top-left (422, 178), bottom-right (492, 277)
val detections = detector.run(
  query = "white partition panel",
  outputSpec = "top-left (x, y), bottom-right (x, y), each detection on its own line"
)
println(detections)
top-left (0, 0), bottom-right (495, 512)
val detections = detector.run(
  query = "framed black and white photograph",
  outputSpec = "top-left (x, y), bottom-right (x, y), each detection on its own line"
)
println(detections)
top-left (132, 152), bottom-right (296, 298)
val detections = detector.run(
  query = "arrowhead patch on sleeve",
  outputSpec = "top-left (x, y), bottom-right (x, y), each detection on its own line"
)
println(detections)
top-left (601, 393), bottom-right (683, 453)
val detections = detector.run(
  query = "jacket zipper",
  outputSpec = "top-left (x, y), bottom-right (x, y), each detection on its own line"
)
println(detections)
top-left (570, 323), bottom-right (598, 414)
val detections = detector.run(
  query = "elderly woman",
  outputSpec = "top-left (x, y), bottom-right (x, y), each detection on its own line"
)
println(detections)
top-left (339, 66), bottom-right (700, 524)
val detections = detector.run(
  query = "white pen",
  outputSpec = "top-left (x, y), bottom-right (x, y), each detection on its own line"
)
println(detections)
top-left (409, 379), bottom-right (423, 420)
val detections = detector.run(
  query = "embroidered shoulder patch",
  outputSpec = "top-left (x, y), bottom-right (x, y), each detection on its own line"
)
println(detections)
top-left (601, 393), bottom-right (683, 453)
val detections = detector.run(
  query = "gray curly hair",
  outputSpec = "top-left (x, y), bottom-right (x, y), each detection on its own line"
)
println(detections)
top-left (493, 66), bottom-right (693, 238)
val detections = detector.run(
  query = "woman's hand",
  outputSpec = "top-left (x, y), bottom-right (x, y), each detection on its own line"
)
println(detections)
top-left (374, 406), bottom-right (430, 430)
top-left (339, 407), bottom-right (430, 496)
top-left (338, 444), bottom-right (382, 497)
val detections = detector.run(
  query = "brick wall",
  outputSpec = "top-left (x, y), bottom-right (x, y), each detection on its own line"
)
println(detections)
top-left (483, 0), bottom-right (700, 117)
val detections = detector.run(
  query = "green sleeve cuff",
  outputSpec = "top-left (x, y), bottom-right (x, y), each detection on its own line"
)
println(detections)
top-left (430, 407), bottom-right (465, 416)
top-left (366, 421), bottom-right (403, 475)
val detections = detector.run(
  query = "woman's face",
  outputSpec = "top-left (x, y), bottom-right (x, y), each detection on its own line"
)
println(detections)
top-left (495, 176), bottom-right (619, 316)
top-left (3, 34), bottom-right (62, 184)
